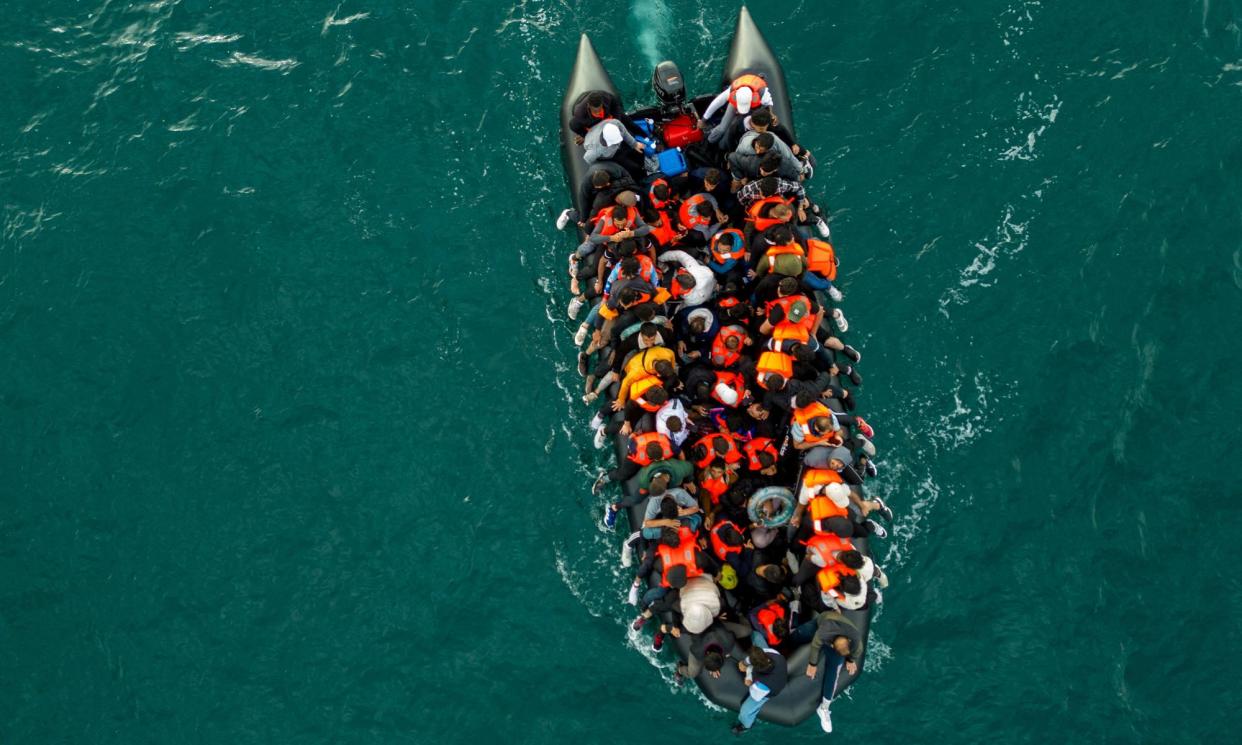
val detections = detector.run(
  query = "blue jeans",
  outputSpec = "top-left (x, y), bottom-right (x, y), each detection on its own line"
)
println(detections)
top-left (792, 620), bottom-right (846, 702)
top-left (738, 691), bottom-right (767, 728)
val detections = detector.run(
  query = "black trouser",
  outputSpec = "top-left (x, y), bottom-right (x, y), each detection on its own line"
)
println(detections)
top-left (608, 459), bottom-right (642, 483)
top-left (603, 148), bottom-right (648, 182)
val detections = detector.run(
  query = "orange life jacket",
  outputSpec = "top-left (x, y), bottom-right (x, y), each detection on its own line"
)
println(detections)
top-left (700, 473), bottom-right (731, 505)
top-left (806, 238), bottom-right (838, 281)
top-left (746, 196), bottom-right (792, 232)
top-left (647, 210), bottom-right (680, 247)
top-left (678, 194), bottom-right (713, 231)
top-left (792, 401), bottom-right (840, 446)
top-left (761, 242), bottom-right (806, 273)
top-left (711, 371), bottom-right (747, 408)
top-left (765, 294), bottom-right (815, 333)
top-left (596, 205), bottom-right (638, 235)
top-left (755, 351), bottom-right (794, 390)
top-left (710, 228), bottom-right (746, 264)
top-left (627, 431), bottom-right (674, 466)
top-left (729, 74), bottom-right (767, 112)
top-left (816, 564), bottom-right (858, 594)
top-left (693, 432), bottom-right (743, 469)
top-left (657, 526), bottom-right (704, 588)
top-left (744, 437), bottom-right (779, 471)
top-left (709, 519), bottom-right (744, 561)
top-left (629, 374), bottom-right (665, 412)
top-left (710, 325), bottom-right (747, 367)
top-left (754, 601), bottom-right (787, 646)
top-left (648, 178), bottom-right (673, 209)
top-left (804, 531), bottom-right (853, 567)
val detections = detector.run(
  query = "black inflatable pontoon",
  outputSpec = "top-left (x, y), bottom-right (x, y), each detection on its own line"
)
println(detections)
top-left (558, 6), bottom-right (874, 728)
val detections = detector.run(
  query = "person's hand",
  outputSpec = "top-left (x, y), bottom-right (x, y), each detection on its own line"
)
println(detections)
top-left (797, 208), bottom-right (807, 222)
top-left (670, 626), bottom-right (682, 639)
top-left (620, 421), bottom-right (632, 436)
top-left (737, 660), bottom-right (748, 673)
top-left (685, 483), bottom-right (697, 494)
top-left (697, 118), bottom-right (708, 130)
top-left (846, 661), bottom-right (858, 675)
top-left (805, 664), bottom-right (817, 679)
top-left (636, 142), bottom-right (646, 152)
top-left (574, 135), bottom-right (584, 145)
top-left (611, 399), bottom-right (624, 412)
top-left (610, 233), bottom-right (624, 243)
top-left (594, 279), bottom-right (603, 292)
top-left (790, 514), bottom-right (801, 528)
top-left (709, 670), bottom-right (721, 679)
top-left (791, 144), bottom-right (802, 155)
top-left (746, 269), bottom-right (757, 280)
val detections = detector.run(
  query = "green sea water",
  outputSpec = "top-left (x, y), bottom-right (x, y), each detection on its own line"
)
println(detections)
top-left (3, 1), bottom-right (1242, 742)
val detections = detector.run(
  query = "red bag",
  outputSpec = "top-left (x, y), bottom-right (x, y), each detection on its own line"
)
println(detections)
top-left (662, 114), bottom-right (703, 148)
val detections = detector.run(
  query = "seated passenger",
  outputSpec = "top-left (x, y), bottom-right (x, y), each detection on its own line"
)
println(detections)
top-left (569, 90), bottom-right (644, 141)
top-left (678, 192), bottom-right (727, 242)
top-left (701, 73), bottom-right (774, 146)
top-left (582, 118), bottom-right (649, 179)
top-left (658, 248), bottom-right (717, 307)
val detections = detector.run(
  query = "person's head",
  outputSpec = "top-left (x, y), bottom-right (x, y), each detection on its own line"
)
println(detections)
top-left (690, 442), bottom-right (710, 464)
top-left (793, 391), bottom-right (817, 408)
top-left (659, 496), bottom-right (679, 520)
top-left (771, 617), bottom-right (789, 640)
top-left (611, 205), bottom-right (630, 226)
top-left (733, 86), bottom-right (754, 114)
top-left (791, 343), bottom-right (814, 364)
top-left (810, 416), bottom-right (834, 436)
top-left (620, 257), bottom-right (641, 277)
top-left (666, 415), bottom-right (683, 433)
top-left (639, 321), bottom-right (660, 341)
top-left (758, 564), bottom-right (785, 584)
top-left (838, 550), bottom-right (865, 570)
top-left (616, 239), bottom-right (638, 258)
top-left (650, 180), bottom-right (671, 205)
top-left (757, 175), bottom-right (779, 197)
top-left (653, 360), bottom-right (674, 378)
top-left (717, 522), bottom-right (743, 546)
top-left (693, 201), bottom-right (714, 220)
top-left (666, 564), bottom-right (689, 589)
top-left (749, 109), bottom-right (773, 130)
top-left (838, 573), bottom-right (862, 595)
top-left (764, 373), bottom-right (786, 391)
top-left (646, 441), bottom-right (668, 463)
top-left (712, 437), bottom-right (731, 457)
top-left (754, 132), bottom-right (775, 153)
top-left (689, 316), bottom-right (707, 334)
top-left (639, 205), bottom-right (660, 225)
top-left (693, 381), bottom-right (712, 403)
top-left (659, 526), bottom-right (680, 546)
top-left (619, 287), bottom-right (641, 306)
top-left (828, 457), bottom-right (846, 470)
top-left (703, 168), bottom-right (722, 190)
top-left (586, 91), bottom-right (604, 111)
top-left (831, 635), bottom-right (851, 656)
top-left (759, 152), bottom-right (782, 176)
top-left (705, 462), bottom-right (725, 479)
top-left (645, 385), bottom-right (668, 406)
top-left (702, 646), bottom-right (726, 673)
top-left (724, 334), bottom-right (741, 351)
top-left (615, 190), bottom-right (638, 207)
top-left (777, 275), bottom-right (799, 297)
top-left (673, 270), bottom-right (696, 292)
top-left (748, 646), bottom-right (775, 673)
top-left (591, 169), bottom-right (612, 188)
top-left (649, 471), bottom-right (671, 497)
top-left (635, 303), bottom-right (656, 322)
top-left (756, 450), bottom-right (776, 470)
top-left (766, 224), bottom-right (793, 245)
top-left (601, 121), bottom-right (623, 147)
top-left (770, 203), bottom-right (793, 223)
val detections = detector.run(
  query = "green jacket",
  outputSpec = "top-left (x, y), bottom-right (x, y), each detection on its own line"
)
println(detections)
top-left (637, 458), bottom-right (695, 491)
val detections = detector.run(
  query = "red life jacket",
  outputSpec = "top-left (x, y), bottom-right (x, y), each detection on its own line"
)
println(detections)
top-left (627, 431), bottom-right (674, 466)
top-left (710, 325), bottom-right (747, 367)
top-left (598, 206), bottom-right (639, 237)
top-left (729, 74), bottom-right (767, 112)
top-left (648, 178), bottom-right (673, 209)
top-left (679, 194), bottom-right (713, 231)
top-left (709, 519), bottom-right (745, 561)
top-left (746, 196), bottom-right (792, 232)
top-left (657, 526), bottom-right (704, 588)
top-left (700, 472), bottom-right (731, 505)
top-left (648, 210), bottom-right (679, 247)
top-left (804, 532), bottom-right (854, 568)
top-left (692, 432), bottom-right (742, 469)
top-left (754, 601), bottom-right (788, 646)
top-left (744, 437), bottom-right (779, 471)
top-left (711, 371), bottom-right (746, 408)
top-left (710, 228), bottom-right (746, 264)
top-left (806, 238), bottom-right (838, 281)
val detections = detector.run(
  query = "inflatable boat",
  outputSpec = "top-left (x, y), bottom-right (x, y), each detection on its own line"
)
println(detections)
top-left (558, 7), bottom-right (879, 729)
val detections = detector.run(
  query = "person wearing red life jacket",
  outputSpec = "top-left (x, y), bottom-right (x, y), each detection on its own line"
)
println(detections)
top-left (701, 73), bottom-right (774, 146)
top-left (629, 525), bottom-right (722, 650)
top-left (678, 192), bottom-right (727, 242)
top-left (747, 597), bottom-right (791, 648)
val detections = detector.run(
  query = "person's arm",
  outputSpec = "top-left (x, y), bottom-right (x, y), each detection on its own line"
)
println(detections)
top-left (702, 88), bottom-right (731, 121)
top-left (630, 215), bottom-right (653, 239)
top-left (618, 124), bottom-right (641, 152)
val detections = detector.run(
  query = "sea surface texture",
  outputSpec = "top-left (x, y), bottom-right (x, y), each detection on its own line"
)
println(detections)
top-left (3, 1), bottom-right (1241, 742)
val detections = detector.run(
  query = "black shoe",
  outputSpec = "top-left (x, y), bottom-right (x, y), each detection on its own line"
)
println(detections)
top-left (731, 723), bottom-right (748, 736)
top-left (591, 471), bottom-right (609, 496)
top-left (865, 461), bottom-right (879, 479)
top-left (842, 345), bottom-right (861, 363)
top-left (845, 366), bottom-right (863, 386)
top-left (872, 496), bottom-right (894, 522)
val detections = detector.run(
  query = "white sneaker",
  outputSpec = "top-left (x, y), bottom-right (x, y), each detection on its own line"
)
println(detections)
top-left (582, 391), bottom-right (598, 405)
top-left (621, 541), bottom-right (634, 568)
top-left (573, 322), bottom-right (589, 346)
top-left (556, 208), bottom-right (577, 230)
top-left (593, 426), bottom-right (608, 449)
top-left (815, 216), bottom-right (830, 238)
top-left (827, 285), bottom-right (844, 302)
top-left (588, 413), bottom-right (604, 431)
top-left (567, 296), bottom-right (584, 320)
top-left (627, 579), bottom-right (640, 605)
top-left (832, 308), bottom-right (849, 333)
top-left (817, 701), bottom-right (833, 733)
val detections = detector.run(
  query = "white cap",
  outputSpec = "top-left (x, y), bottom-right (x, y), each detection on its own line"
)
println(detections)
top-left (734, 87), bottom-right (754, 114)
top-left (682, 603), bottom-right (713, 634)
top-left (825, 482), bottom-right (852, 506)
top-left (713, 381), bottom-right (739, 406)
top-left (602, 122), bottom-right (623, 146)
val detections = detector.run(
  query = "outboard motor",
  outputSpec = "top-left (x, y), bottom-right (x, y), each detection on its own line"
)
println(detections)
top-left (652, 60), bottom-right (687, 114)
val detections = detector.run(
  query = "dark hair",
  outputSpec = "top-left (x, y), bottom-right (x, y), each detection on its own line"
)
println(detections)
top-left (591, 169), bottom-right (612, 187)
top-left (619, 287), bottom-right (641, 305)
top-left (659, 497), bottom-right (679, 520)
top-left (712, 437), bottom-right (731, 456)
top-left (611, 205), bottom-right (629, 221)
top-left (757, 176), bottom-right (779, 197)
top-left (639, 205), bottom-right (660, 224)
top-left (689, 316), bottom-right (707, 333)
top-left (792, 344), bottom-right (813, 364)
top-left (793, 390), bottom-right (817, 408)
top-left (586, 91), bottom-right (604, 108)
top-left (639, 322), bottom-right (659, 338)
top-left (675, 271), bottom-right (696, 290)
top-left (703, 168), bottom-right (722, 187)
top-left (838, 550), bottom-right (865, 570)
top-left (646, 441), bottom-right (668, 462)
top-left (666, 564), bottom-right (689, 589)
top-left (635, 305), bottom-right (656, 322)
top-left (810, 416), bottom-right (832, 435)
top-left (771, 617), bottom-right (789, 640)
top-left (653, 360), bottom-right (674, 378)
top-left (777, 276), bottom-right (799, 295)
top-left (764, 373), bottom-right (786, 391)
top-left (703, 648), bottom-right (725, 672)
top-left (754, 132), bottom-right (776, 151)
top-left (724, 335), bottom-right (740, 350)
top-left (693, 202), bottom-right (714, 219)
top-left (838, 573), bottom-right (862, 595)
top-left (717, 523), bottom-right (744, 546)
top-left (759, 564), bottom-right (785, 583)
top-left (748, 647), bottom-right (775, 673)
top-left (691, 443), bottom-right (709, 463)
top-left (750, 109), bottom-right (773, 127)
top-left (766, 224), bottom-right (793, 245)
top-left (756, 450), bottom-right (775, 468)
top-left (666, 415), bottom-right (683, 433)
top-left (646, 386), bottom-right (668, 405)
top-left (660, 526), bottom-right (680, 545)
top-left (616, 239), bottom-right (637, 257)
top-left (651, 182), bottom-right (671, 201)
top-left (620, 257), bottom-right (641, 277)
top-left (759, 152), bottom-right (782, 174)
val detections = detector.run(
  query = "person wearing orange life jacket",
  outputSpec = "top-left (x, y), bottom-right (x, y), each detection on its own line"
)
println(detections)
top-left (641, 204), bottom-right (682, 249)
top-left (702, 72), bottom-right (774, 145)
top-left (586, 370), bottom-right (670, 450)
top-left (791, 397), bottom-right (844, 451)
top-left (709, 370), bottom-right (748, 409)
top-left (743, 437), bottom-right (780, 476)
top-left (657, 248), bottom-right (716, 306)
top-left (792, 473), bottom-right (850, 529)
top-left (710, 324), bottom-right (750, 368)
top-left (591, 429), bottom-right (676, 495)
top-left (708, 518), bottom-right (747, 566)
top-left (677, 192), bottom-right (726, 241)
top-left (747, 597), bottom-right (791, 648)
top-left (630, 525), bottom-right (722, 642)
top-left (690, 431), bottom-right (743, 469)
top-left (706, 228), bottom-right (747, 280)
top-left (698, 461), bottom-right (737, 510)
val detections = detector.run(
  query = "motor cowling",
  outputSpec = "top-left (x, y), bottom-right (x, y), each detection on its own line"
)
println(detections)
top-left (652, 60), bottom-right (686, 108)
